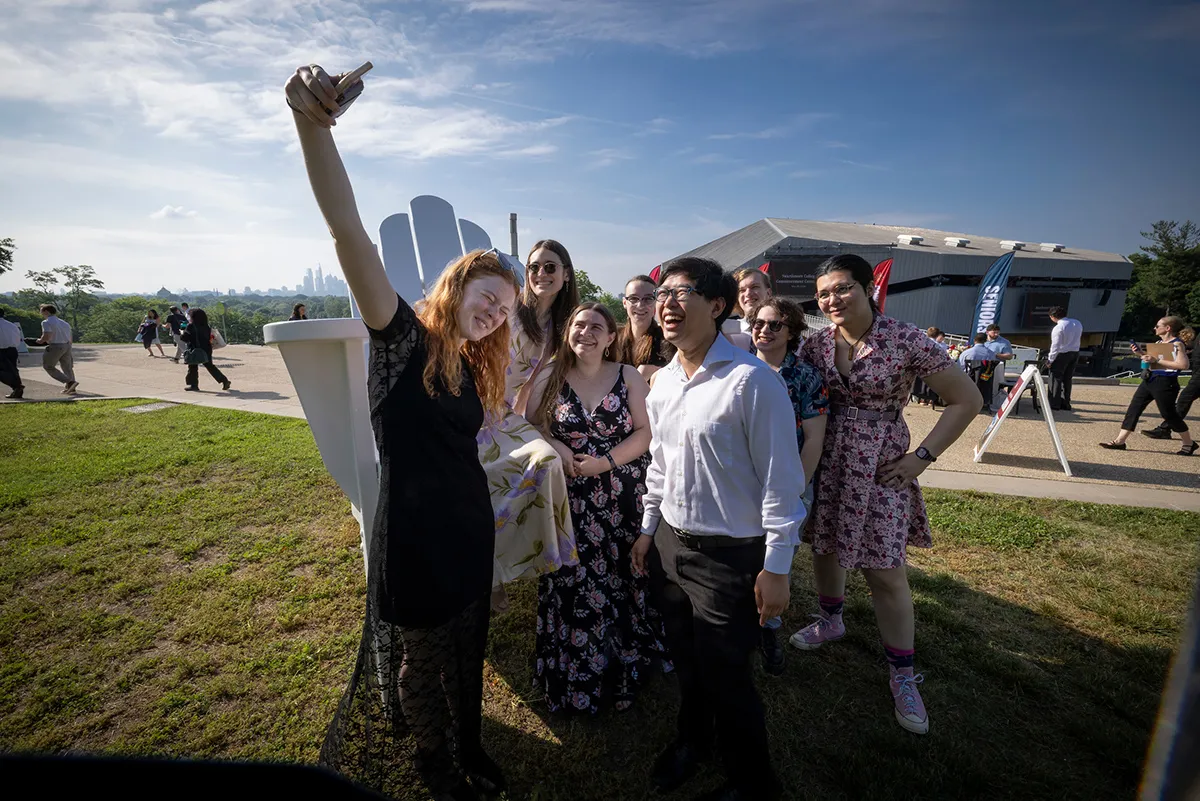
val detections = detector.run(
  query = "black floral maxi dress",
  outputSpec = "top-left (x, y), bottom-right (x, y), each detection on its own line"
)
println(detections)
top-left (534, 369), bottom-right (669, 714)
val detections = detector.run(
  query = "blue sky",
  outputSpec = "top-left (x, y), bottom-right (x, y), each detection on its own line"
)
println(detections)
top-left (2, 0), bottom-right (1197, 296)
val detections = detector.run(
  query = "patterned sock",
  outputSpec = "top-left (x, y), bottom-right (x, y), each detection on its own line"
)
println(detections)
top-left (884, 644), bottom-right (915, 670)
top-left (818, 594), bottom-right (844, 617)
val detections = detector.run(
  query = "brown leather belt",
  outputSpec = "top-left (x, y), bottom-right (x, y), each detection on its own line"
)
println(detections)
top-left (830, 404), bottom-right (901, 422)
top-left (673, 527), bottom-right (765, 551)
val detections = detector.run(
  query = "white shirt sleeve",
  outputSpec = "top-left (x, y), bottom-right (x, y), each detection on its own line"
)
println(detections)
top-left (1048, 322), bottom-right (1062, 362)
top-left (741, 371), bottom-right (806, 574)
top-left (640, 415), bottom-right (666, 537)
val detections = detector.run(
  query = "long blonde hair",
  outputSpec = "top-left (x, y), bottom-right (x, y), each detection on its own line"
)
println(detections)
top-left (538, 303), bottom-right (618, 425)
top-left (416, 250), bottom-right (520, 417)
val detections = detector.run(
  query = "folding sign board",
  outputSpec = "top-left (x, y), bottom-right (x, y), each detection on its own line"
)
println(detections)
top-left (973, 364), bottom-right (1071, 476)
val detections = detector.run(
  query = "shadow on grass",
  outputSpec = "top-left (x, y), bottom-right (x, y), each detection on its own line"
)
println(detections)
top-left (980, 452), bottom-right (1200, 491)
top-left (479, 562), bottom-right (1171, 801)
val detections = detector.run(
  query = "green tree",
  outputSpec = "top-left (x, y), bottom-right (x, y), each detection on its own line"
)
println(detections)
top-left (575, 268), bottom-right (627, 324)
top-left (0, 238), bottom-right (14, 276)
top-left (56, 265), bottom-right (106, 335)
top-left (25, 269), bottom-right (59, 302)
top-left (1122, 221), bottom-right (1200, 335)
top-left (80, 296), bottom-right (155, 343)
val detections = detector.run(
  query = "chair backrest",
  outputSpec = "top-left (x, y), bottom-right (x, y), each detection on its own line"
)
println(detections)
top-left (376, 197), bottom-right (494, 303)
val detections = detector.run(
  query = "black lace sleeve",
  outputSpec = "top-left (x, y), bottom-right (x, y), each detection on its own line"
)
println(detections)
top-left (367, 294), bottom-right (423, 415)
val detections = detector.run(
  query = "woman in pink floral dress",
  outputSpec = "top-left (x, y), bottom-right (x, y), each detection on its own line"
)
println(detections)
top-left (791, 254), bottom-right (981, 736)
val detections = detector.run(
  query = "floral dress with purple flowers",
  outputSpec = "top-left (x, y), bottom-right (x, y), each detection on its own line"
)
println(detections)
top-left (799, 315), bottom-right (955, 570)
top-left (477, 317), bottom-right (577, 586)
top-left (534, 369), bottom-right (668, 714)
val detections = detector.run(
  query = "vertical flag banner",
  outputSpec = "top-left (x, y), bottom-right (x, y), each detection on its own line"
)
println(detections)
top-left (972, 252), bottom-right (1015, 335)
top-left (872, 258), bottom-right (893, 312)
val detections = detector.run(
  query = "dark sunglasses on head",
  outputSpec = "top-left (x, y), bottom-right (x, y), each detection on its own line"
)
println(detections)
top-left (751, 319), bottom-right (786, 332)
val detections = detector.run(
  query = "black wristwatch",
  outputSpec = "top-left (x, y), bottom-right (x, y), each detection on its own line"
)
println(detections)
top-left (914, 446), bottom-right (937, 463)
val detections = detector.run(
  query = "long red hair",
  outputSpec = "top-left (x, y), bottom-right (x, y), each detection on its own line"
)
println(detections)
top-left (415, 250), bottom-right (520, 417)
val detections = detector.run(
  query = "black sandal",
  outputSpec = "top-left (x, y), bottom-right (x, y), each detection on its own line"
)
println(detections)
top-left (1099, 441), bottom-right (1126, 450)
top-left (1178, 442), bottom-right (1198, 456)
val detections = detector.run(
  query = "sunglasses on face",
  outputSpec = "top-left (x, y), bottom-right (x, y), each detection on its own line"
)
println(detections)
top-left (814, 283), bottom-right (858, 303)
top-left (751, 319), bottom-right (786, 333)
top-left (528, 261), bottom-right (560, 276)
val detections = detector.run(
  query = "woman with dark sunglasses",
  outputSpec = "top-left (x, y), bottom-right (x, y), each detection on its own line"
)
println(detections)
top-left (477, 239), bottom-right (581, 613)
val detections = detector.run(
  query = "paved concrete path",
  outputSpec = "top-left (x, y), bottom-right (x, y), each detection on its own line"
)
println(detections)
top-left (5, 344), bottom-right (1198, 512)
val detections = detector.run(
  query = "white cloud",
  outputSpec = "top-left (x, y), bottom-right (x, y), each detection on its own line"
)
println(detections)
top-left (150, 205), bottom-right (200, 219)
top-left (587, 148), bottom-right (635, 169)
top-left (708, 112), bottom-right (836, 141)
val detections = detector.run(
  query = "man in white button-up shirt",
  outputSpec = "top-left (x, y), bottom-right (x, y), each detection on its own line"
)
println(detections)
top-left (1048, 306), bottom-right (1083, 411)
top-left (631, 258), bottom-right (803, 801)
top-left (0, 308), bottom-right (25, 398)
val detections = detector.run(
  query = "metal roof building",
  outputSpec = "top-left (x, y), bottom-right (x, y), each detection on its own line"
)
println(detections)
top-left (673, 218), bottom-right (1134, 371)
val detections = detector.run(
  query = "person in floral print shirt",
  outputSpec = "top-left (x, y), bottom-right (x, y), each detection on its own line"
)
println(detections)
top-left (750, 297), bottom-right (828, 677)
top-left (791, 254), bottom-right (981, 736)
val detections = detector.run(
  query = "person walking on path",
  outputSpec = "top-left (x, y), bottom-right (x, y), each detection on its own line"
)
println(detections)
top-left (1145, 326), bottom-right (1197, 440)
top-left (750, 297), bottom-right (828, 677)
top-left (180, 309), bottom-right (231, 392)
top-left (526, 303), bottom-right (668, 715)
top-left (35, 304), bottom-right (77, 395)
top-left (138, 310), bottom-right (167, 357)
top-left (288, 61), bottom-right (517, 801)
top-left (632, 257), bottom-right (805, 801)
top-left (614, 274), bottom-right (674, 383)
top-left (165, 306), bottom-right (188, 363)
top-left (1048, 306), bottom-right (1082, 411)
top-left (0, 308), bottom-right (25, 399)
top-left (1100, 316), bottom-right (1195, 456)
top-left (789, 254), bottom-right (982, 736)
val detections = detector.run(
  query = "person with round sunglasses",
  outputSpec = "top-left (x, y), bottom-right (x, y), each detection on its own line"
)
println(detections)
top-left (478, 239), bottom-right (580, 613)
top-left (614, 274), bottom-right (675, 382)
top-left (750, 298), bottom-right (829, 676)
top-left (792, 254), bottom-right (981, 736)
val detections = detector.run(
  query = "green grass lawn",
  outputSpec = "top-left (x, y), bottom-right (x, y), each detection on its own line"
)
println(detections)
top-left (2, 400), bottom-right (1197, 800)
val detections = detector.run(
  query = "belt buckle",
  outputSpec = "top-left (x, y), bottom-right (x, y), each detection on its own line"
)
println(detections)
top-left (845, 406), bottom-right (860, 420)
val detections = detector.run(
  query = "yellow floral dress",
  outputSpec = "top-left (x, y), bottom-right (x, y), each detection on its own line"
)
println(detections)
top-left (478, 318), bottom-right (577, 586)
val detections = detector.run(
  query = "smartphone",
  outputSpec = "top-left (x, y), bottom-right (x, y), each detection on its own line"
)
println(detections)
top-left (1130, 340), bottom-right (1142, 352)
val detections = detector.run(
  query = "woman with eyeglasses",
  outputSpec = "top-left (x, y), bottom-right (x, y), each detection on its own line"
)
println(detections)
top-left (791, 254), bottom-right (981, 736)
top-left (750, 298), bottom-right (828, 676)
top-left (477, 239), bottom-right (580, 613)
top-left (288, 63), bottom-right (517, 800)
top-left (614, 274), bottom-right (675, 382)
top-left (1100, 316), bottom-right (1195, 456)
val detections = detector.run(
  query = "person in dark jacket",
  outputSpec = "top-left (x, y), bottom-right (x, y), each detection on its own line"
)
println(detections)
top-left (139, 310), bottom-right (166, 358)
top-left (181, 309), bottom-right (231, 392)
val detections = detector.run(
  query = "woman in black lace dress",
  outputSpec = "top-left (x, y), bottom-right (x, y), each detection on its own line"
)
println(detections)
top-left (526, 303), bottom-right (668, 713)
top-left (287, 64), bottom-right (521, 801)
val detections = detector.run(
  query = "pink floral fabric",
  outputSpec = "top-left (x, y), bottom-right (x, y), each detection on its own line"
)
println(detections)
top-left (799, 315), bottom-right (955, 569)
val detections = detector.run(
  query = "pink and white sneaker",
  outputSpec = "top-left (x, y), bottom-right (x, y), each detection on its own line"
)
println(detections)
top-left (890, 666), bottom-right (929, 734)
top-left (788, 611), bottom-right (845, 651)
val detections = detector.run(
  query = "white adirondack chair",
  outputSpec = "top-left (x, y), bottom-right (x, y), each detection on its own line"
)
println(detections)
top-left (264, 196), bottom-right (496, 570)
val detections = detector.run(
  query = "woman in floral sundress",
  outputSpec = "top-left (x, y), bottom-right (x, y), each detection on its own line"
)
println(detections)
top-left (792, 254), bottom-right (981, 737)
top-left (526, 303), bottom-right (667, 713)
top-left (479, 240), bottom-right (580, 608)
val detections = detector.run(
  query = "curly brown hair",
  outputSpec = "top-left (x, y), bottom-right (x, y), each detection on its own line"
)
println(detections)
top-left (751, 297), bottom-right (807, 352)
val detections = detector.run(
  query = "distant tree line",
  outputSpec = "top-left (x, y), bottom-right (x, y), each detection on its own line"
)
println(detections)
top-left (0, 261), bottom-right (351, 345)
